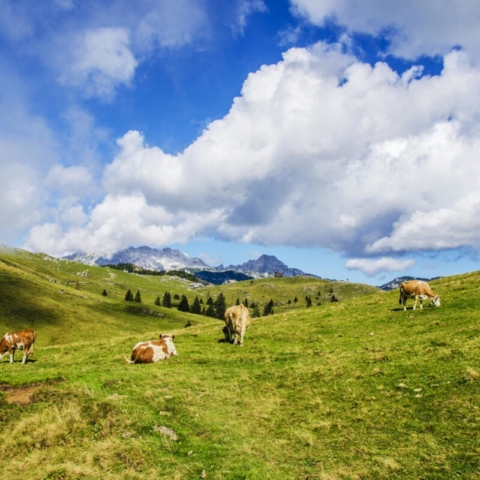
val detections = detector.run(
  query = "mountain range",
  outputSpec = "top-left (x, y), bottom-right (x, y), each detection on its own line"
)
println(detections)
top-left (63, 245), bottom-right (440, 289)
top-left (63, 246), bottom-right (315, 283)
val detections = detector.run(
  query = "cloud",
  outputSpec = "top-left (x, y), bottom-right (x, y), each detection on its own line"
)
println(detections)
top-left (24, 43), bottom-right (480, 268)
top-left (231, 0), bottom-right (267, 36)
top-left (0, 0), bottom-right (211, 100)
top-left (45, 164), bottom-right (93, 199)
top-left (63, 27), bottom-right (137, 99)
top-left (0, 64), bottom-right (60, 243)
top-left (367, 192), bottom-right (480, 253)
top-left (345, 257), bottom-right (416, 276)
top-left (25, 194), bottom-right (226, 257)
top-left (290, 0), bottom-right (480, 63)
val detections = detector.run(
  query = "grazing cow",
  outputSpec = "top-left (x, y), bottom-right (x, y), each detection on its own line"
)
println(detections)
top-left (123, 334), bottom-right (177, 364)
top-left (224, 304), bottom-right (251, 346)
top-left (399, 280), bottom-right (441, 311)
top-left (0, 329), bottom-right (36, 364)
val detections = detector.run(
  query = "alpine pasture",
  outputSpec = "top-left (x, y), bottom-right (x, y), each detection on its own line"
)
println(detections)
top-left (1, 249), bottom-right (480, 479)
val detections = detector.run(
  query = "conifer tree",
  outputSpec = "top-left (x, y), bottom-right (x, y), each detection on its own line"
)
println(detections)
top-left (235, 298), bottom-right (240, 305)
top-left (214, 292), bottom-right (227, 320)
top-left (252, 304), bottom-right (261, 318)
top-left (190, 296), bottom-right (202, 314)
top-left (102, 289), bottom-right (107, 296)
top-left (162, 292), bottom-right (172, 308)
top-left (125, 289), bottom-right (134, 301)
top-left (135, 290), bottom-right (142, 303)
top-left (178, 295), bottom-right (190, 312)
top-left (244, 298), bottom-right (249, 308)
top-left (155, 295), bottom-right (161, 306)
top-left (205, 304), bottom-right (216, 317)
top-left (263, 299), bottom-right (274, 316)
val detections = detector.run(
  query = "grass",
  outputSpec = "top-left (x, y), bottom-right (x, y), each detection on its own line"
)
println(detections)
top-left (1, 249), bottom-right (480, 478)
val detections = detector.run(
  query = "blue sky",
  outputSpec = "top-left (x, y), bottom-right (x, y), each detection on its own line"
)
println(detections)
top-left (2, 0), bottom-right (480, 286)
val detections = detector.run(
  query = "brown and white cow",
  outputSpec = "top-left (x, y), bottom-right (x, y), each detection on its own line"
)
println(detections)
top-left (224, 304), bottom-right (251, 346)
top-left (399, 280), bottom-right (441, 311)
top-left (123, 334), bottom-right (177, 364)
top-left (0, 329), bottom-right (36, 364)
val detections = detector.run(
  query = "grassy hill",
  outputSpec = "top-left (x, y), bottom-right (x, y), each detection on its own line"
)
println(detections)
top-left (1, 249), bottom-right (479, 479)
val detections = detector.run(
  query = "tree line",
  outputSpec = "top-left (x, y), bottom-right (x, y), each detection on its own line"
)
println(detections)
top-left (122, 290), bottom-right (282, 319)
top-left (121, 287), bottom-right (338, 319)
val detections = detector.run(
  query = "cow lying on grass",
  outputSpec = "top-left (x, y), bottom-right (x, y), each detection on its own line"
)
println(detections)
top-left (0, 329), bottom-right (36, 364)
top-left (399, 280), bottom-right (441, 311)
top-left (224, 304), bottom-right (251, 346)
top-left (123, 334), bottom-right (177, 364)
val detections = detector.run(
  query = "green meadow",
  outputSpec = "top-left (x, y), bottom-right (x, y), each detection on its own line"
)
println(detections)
top-left (1, 249), bottom-right (480, 479)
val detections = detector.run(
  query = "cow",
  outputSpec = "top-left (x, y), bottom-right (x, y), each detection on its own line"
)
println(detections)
top-left (0, 329), bottom-right (36, 364)
top-left (224, 304), bottom-right (251, 346)
top-left (123, 334), bottom-right (177, 364)
top-left (399, 280), bottom-right (441, 311)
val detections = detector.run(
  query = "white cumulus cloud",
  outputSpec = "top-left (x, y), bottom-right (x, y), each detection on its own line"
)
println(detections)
top-left (345, 257), bottom-right (416, 276)
top-left (290, 0), bottom-right (480, 63)
top-left (64, 27), bottom-right (137, 99)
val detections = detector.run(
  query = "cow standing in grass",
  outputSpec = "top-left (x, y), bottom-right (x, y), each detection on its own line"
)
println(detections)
top-left (0, 329), bottom-right (36, 364)
top-left (224, 304), bottom-right (251, 346)
top-left (123, 334), bottom-right (177, 364)
top-left (399, 280), bottom-right (441, 311)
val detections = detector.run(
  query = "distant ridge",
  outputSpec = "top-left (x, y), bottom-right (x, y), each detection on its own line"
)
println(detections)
top-left (63, 246), bottom-right (318, 284)
top-left (378, 276), bottom-right (442, 291)
top-left (222, 254), bottom-right (311, 278)
top-left (64, 246), bottom-right (209, 271)
top-left (195, 270), bottom-right (253, 284)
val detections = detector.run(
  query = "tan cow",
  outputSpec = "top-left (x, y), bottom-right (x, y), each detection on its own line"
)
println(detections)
top-left (224, 304), bottom-right (251, 346)
top-left (399, 280), bottom-right (441, 311)
top-left (0, 329), bottom-right (36, 364)
top-left (123, 334), bottom-right (177, 364)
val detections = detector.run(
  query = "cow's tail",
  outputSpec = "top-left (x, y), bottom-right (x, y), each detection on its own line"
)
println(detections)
top-left (121, 354), bottom-right (134, 364)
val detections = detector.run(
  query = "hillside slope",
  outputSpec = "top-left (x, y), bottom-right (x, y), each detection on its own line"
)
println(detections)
top-left (1, 250), bottom-right (479, 479)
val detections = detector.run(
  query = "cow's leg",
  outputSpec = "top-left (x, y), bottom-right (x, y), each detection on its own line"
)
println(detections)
top-left (22, 352), bottom-right (28, 364)
top-left (239, 326), bottom-right (247, 346)
top-left (9, 350), bottom-right (15, 364)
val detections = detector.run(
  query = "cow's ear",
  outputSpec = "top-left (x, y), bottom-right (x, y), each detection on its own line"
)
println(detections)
top-left (159, 333), bottom-right (163, 339)
top-left (171, 335), bottom-right (175, 340)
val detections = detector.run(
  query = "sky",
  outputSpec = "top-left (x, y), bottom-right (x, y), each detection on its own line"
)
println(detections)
top-left (2, 0), bottom-right (480, 286)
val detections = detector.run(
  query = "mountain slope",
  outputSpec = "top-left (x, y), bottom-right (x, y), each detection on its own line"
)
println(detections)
top-left (379, 275), bottom-right (442, 291)
top-left (221, 254), bottom-right (313, 277)
top-left (65, 245), bottom-right (209, 271)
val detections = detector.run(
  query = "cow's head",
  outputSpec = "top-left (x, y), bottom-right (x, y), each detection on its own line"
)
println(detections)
top-left (160, 334), bottom-right (177, 356)
top-left (431, 295), bottom-right (441, 307)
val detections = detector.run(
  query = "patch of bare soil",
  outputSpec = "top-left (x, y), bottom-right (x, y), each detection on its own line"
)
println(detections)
top-left (1, 377), bottom-right (65, 406)
top-left (5, 385), bottom-right (37, 405)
